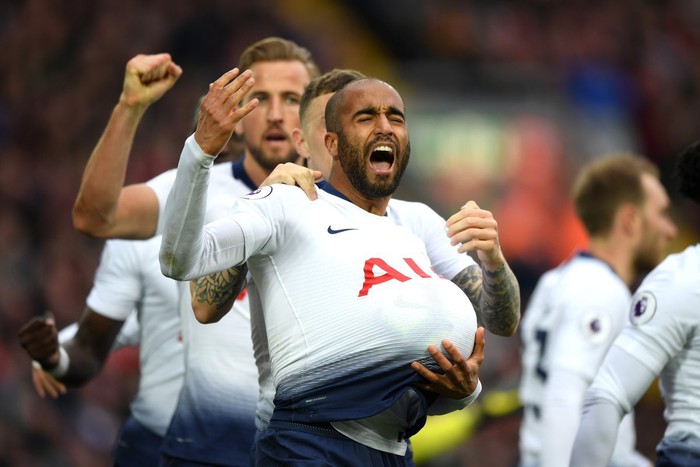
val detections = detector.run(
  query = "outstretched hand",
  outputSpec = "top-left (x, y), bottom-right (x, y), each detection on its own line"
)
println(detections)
top-left (18, 312), bottom-right (60, 370)
top-left (261, 163), bottom-right (323, 200)
top-left (194, 68), bottom-right (259, 156)
top-left (120, 53), bottom-right (183, 108)
top-left (446, 201), bottom-right (505, 271)
top-left (411, 327), bottom-right (485, 400)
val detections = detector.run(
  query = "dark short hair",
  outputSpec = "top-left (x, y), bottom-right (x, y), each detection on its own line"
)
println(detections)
top-left (299, 69), bottom-right (365, 124)
top-left (677, 140), bottom-right (700, 204)
top-left (573, 154), bottom-right (659, 236)
top-left (238, 37), bottom-right (320, 79)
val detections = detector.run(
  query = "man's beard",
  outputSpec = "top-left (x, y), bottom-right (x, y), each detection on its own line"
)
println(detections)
top-left (337, 133), bottom-right (410, 198)
top-left (632, 220), bottom-right (665, 278)
top-left (246, 136), bottom-right (299, 173)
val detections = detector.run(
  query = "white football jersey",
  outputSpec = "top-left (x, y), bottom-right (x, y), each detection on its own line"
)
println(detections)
top-left (86, 236), bottom-right (182, 437)
top-left (149, 159), bottom-right (259, 465)
top-left (160, 139), bottom-right (478, 443)
top-left (518, 253), bottom-right (641, 466)
top-left (249, 193), bottom-right (478, 455)
top-left (612, 244), bottom-right (700, 441)
top-left (571, 244), bottom-right (700, 466)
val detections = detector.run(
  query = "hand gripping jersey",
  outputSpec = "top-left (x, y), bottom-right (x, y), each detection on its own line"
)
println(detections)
top-left (571, 244), bottom-right (700, 465)
top-left (160, 136), bottom-right (479, 453)
top-left (518, 253), bottom-right (646, 467)
top-left (148, 158), bottom-right (259, 465)
top-left (86, 236), bottom-right (182, 437)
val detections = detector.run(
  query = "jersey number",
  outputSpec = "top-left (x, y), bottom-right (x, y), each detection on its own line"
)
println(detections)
top-left (535, 329), bottom-right (548, 381)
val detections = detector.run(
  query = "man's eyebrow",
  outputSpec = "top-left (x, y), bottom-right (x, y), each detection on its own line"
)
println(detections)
top-left (352, 106), bottom-right (405, 119)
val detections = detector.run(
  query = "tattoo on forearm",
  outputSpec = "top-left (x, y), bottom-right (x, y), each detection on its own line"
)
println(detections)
top-left (453, 263), bottom-right (520, 336)
top-left (192, 265), bottom-right (248, 312)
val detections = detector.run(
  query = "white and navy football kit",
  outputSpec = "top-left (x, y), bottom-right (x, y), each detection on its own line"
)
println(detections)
top-left (518, 252), bottom-right (648, 467)
top-left (571, 244), bottom-right (700, 467)
top-left (161, 136), bottom-right (480, 464)
top-left (149, 158), bottom-right (259, 466)
top-left (85, 236), bottom-right (183, 466)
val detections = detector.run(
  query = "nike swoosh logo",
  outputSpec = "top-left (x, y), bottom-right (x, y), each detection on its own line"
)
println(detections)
top-left (327, 226), bottom-right (358, 234)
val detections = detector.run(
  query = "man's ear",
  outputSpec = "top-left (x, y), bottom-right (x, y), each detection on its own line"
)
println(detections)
top-left (618, 203), bottom-right (641, 236)
top-left (325, 132), bottom-right (338, 159)
top-left (292, 127), bottom-right (310, 161)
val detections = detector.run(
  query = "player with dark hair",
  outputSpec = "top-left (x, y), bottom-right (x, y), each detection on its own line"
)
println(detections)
top-left (571, 142), bottom-right (700, 466)
top-left (160, 75), bottom-right (519, 465)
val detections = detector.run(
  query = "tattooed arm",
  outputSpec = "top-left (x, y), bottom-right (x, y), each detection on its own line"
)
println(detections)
top-left (190, 264), bottom-right (248, 323)
top-left (452, 263), bottom-right (520, 336)
top-left (447, 201), bottom-right (521, 336)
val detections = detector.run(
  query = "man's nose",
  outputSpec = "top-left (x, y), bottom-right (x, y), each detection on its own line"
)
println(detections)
top-left (267, 97), bottom-right (283, 123)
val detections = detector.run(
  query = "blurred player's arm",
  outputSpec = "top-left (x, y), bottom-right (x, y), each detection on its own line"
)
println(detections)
top-left (73, 53), bottom-right (182, 239)
top-left (571, 346), bottom-right (656, 467)
top-left (19, 309), bottom-right (125, 386)
top-left (412, 327), bottom-right (485, 413)
top-left (190, 265), bottom-right (248, 323)
top-left (538, 367), bottom-right (590, 467)
top-left (447, 201), bottom-right (520, 336)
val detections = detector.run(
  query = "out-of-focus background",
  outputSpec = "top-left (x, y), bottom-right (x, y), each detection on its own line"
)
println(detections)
top-left (1, 0), bottom-right (698, 465)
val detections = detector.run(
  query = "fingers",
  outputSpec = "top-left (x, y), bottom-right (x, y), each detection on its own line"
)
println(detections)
top-left (446, 204), bottom-right (497, 241)
top-left (121, 53), bottom-right (182, 107)
top-left (129, 53), bottom-right (179, 83)
top-left (440, 339), bottom-right (467, 369)
top-left (469, 327), bottom-right (486, 363)
top-left (31, 364), bottom-right (67, 399)
top-left (445, 200), bottom-right (502, 259)
top-left (260, 163), bottom-right (322, 200)
top-left (210, 69), bottom-right (255, 103)
top-left (426, 343), bottom-right (454, 373)
top-left (410, 361), bottom-right (440, 383)
top-left (18, 315), bottom-right (59, 363)
top-left (195, 69), bottom-right (258, 156)
top-left (31, 363), bottom-right (46, 398)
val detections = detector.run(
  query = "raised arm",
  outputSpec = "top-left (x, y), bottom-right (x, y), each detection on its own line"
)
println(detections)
top-left (160, 68), bottom-right (258, 280)
top-left (188, 162), bottom-right (321, 323)
top-left (19, 310), bottom-right (125, 387)
top-left (447, 201), bottom-right (520, 336)
top-left (73, 53), bottom-right (182, 239)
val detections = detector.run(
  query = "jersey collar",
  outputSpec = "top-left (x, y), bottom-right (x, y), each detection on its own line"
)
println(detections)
top-left (577, 250), bottom-right (618, 277)
top-left (318, 181), bottom-right (351, 202)
top-left (231, 159), bottom-right (257, 192)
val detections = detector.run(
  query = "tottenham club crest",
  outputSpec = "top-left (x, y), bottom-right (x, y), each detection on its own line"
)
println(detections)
top-left (629, 291), bottom-right (657, 326)
top-left (242, 185), bottom-right (273, 200)
top-left (581, 310), bottom-right (610, 343)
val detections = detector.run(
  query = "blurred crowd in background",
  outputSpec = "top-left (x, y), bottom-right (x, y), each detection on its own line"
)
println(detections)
top-left (1, 0), bottom-right (699, 465)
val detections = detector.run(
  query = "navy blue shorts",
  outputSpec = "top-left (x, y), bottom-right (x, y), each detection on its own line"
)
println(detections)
top-left (656, 435), bottom-right (700, 467)
top-left (255, 421), bottom-right (414, 466)
top-left (113, 416), bottom-right (164, 467)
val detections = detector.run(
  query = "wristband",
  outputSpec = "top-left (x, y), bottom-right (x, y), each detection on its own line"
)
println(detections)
top-left (45, 346), bottom-right (70, 378)
top-left (462, 379), bottom-right (482, 406)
